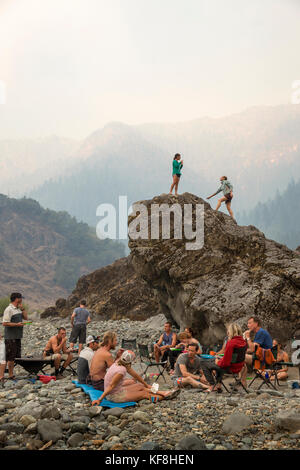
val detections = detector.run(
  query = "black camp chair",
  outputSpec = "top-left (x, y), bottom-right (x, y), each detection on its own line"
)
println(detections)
top-left (121, 339), bottom-right (137, 351)
top-left (15, 354), bottom-right (78, 378)
top-left (14, 357), bottom-right (54, 378)
top-left (138, 344), bottom-right (168, 383)
top-left (211, 345), bottom-right (249, 395)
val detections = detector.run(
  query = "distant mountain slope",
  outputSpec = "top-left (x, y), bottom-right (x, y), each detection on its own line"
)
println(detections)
top-left (0, 194), bottom-right (125, 308)
top-left (238, 179), bottom-right (300, 249)
top-left (29, 105), bottom-right (300, 228)
top-left (0, 135), bottom-right (80, 196)
top-left (30, 122), bottom-right (208, 227)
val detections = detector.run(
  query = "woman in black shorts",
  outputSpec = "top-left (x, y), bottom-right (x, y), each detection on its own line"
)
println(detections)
top-left (169, 153), bottom-right (183, 196)
top-left (207, 176), bottom-right (235, 220)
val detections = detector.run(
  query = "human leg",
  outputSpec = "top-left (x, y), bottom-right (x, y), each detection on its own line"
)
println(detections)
top-left (225, 201), bottom-right (234, 218)
top-left (215, 197), bottom-right (226, 211)
top-left (154, 343), bottom-right (162, 362)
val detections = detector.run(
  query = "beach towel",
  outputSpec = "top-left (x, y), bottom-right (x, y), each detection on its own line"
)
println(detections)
top-left (72, 380), bottom-right (137, 408)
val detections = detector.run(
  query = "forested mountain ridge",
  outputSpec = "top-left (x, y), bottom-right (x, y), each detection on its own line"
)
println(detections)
top-left (0, 194), bottom-right (125, 308)
top-left (238, 179), bottom-right (300, 249)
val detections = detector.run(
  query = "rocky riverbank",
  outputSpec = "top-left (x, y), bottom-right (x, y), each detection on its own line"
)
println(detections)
top-left (0, 316), bottom-right (299, 451)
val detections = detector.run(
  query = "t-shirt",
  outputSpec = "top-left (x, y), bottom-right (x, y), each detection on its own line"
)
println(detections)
top-left (254, 328), bottom-right (272, 350)
top-left (77, 347), bottom-right (95, 384)
top-left (2, 304), bottom-right (23, 339)
top-left (73, 307), bottom-right (90, 326)
top-left (174, 353), bottom-right (201, 378)
top-left (104, 363), bottom-right (127, 395)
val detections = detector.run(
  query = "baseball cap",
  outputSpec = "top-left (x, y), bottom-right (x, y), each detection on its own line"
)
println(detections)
top-left (120, 350), bottom-right (136, 364)
top-left (86, 335), bottom-right (99, 345)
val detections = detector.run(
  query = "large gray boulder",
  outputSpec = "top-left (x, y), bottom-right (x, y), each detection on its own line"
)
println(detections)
top-left (129, 193), bottom-right (300, 345)
top-left (275, 411), bottom-right (300, 432)
top-left (175, 434), bottom-right (207, 450)
top-left (37, 419), bottom-right (63, 443)
top-left (222, 413), bottom-right (253, 434)
top-left (14, 402), bottom-right (44, 421)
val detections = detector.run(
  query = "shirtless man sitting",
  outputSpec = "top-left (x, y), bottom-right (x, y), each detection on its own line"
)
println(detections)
top-left (43, 327), bottom-right (73, 378)
top-left (89, 331), bottom-right (134, 391)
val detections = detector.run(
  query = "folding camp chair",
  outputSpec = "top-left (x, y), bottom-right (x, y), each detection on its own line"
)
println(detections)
top-left (121, 339), bottom-right (137, 351)
top-left (14, 357), bottom-right (54, 378)
top-left (138, 343), bottom-right (168, 383)
top-left (65, 355), bottom-right (78, 376)
top-left (211, 345), bottom-right (249, 395)
top-left (248, 345), bottom-right (277, 391)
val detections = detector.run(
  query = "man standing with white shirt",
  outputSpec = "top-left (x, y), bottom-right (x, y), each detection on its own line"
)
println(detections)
top-left (2, 292), bottom-right (28, 380)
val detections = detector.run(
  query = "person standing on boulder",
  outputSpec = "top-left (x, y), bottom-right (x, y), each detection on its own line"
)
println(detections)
top-left (207, 176), bottom-right (235, 220)
top-left (169, 153), bottom-right (183, 196)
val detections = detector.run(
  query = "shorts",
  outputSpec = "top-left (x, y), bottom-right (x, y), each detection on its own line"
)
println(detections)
top-left (5, 339), bottom-right (21, 362)
top-left (172, 376), bottom-right (184, 388)
top-left (224, 193), bottom-right (233, 203)
top-left (106, 389), bottom-right (127, 402)
top-left (45, 353), bottom-right (69, 361)
top-left (173, 173), bottom-right (181, 178)
top-left (69, 324), bottom-right (87, 344)
top-left (91, 378), bottom-right (104, 391)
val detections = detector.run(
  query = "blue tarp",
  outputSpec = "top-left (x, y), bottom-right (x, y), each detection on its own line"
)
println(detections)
top-left (72, 380), bottom-right (137, 408)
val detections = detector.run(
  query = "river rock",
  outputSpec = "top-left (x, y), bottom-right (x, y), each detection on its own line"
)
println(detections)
top-left (175, 434), bottom-right (207, 450)
top-left (275, 412), bottom-right (300, 432)
top-left (37, 420), bottom-right (63, 443)
top-left (222, 413), bottom-right (253, 434)
top-left (68, 433), bottom-right (84, 448)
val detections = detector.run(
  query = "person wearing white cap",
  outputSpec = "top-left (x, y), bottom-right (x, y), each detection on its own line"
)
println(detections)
top-left (77, 335), bottom-right (99, 384)
top-left (91, 350), bottom-right (180, 405)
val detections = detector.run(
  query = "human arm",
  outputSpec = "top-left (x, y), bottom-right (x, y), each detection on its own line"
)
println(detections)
top-left (91, 373), bottom-right (124, 405)
top-left (52, 337), bottom-right (67, 354)
top-left (179, 363), bottom-right (201, 381)
top-left (2, 308), bottom-right (24, 327)
top-left (207, 186), bottom-right (222, 199)
top-left (87, 316), bottom-right (91, 325)
top-left (217, 340), bottom-right (234, 369)
top-left (244, 330), bottom-right (256, 353)
top-left (170, 333), bottom-right (177, 348)
top-left (71, 311), bottom-right (76, 326)
top-left (156, 334), bottom-right (164, 348)
top-left (127, 366), bottom-right (151, 388)
top-left (20, 305), bottom-right (28, 321)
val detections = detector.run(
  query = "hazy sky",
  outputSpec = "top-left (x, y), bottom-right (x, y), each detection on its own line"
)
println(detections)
top-left (0, 0), bottom-right (299, 139)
